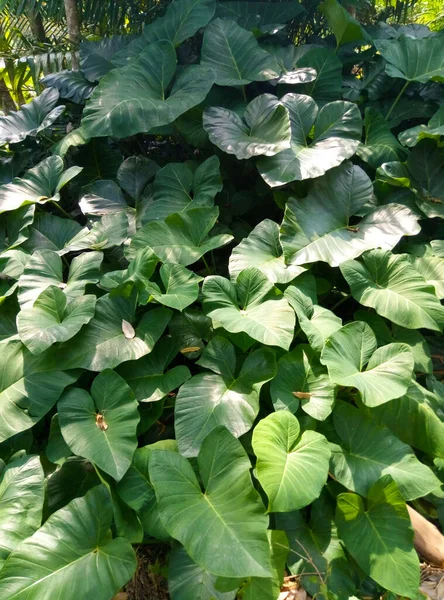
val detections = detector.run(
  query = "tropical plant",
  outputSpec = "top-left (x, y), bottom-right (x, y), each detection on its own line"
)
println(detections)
top-left (0, 1), bottom-right (443, 599)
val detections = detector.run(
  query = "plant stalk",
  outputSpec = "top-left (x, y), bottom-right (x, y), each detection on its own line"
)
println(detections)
top-left (386, 81), bottom-right (410, 120)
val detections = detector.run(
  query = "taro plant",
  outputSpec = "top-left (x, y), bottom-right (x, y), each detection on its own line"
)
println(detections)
top-left (0, 1), bottom-right (444, 599)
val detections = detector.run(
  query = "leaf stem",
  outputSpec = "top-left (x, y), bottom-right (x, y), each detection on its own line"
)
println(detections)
top-left (386, 81), bottom-right (410, 121)
top-left (331, 293), bottom-right (351, 312)
top-left (241, 85), bottom-right (247, 104)
top-left (202, 255), bottom-right (212, 275)
top-left (51, 200), bottom-right (75, 220)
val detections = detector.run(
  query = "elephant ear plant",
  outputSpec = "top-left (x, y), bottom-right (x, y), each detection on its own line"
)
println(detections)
top-left (0, 0), bottom-right (444, 598)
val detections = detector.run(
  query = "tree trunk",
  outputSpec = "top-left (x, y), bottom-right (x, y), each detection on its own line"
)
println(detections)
top-left (408, 506), bottom-right (444, 567)
top-left (27, 10), bottom-right (49, 44)
top-left (0, 78), bottom-right (16, 113)
top-left (64, 0), bottom-right (81, 70)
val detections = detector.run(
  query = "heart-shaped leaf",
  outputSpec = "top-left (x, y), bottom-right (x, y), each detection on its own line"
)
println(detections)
top-left (257, 94), bottom-right (362, 186)
top-left (202, 268), bottom-right (295, 350)
top-left (175, 336), bottom-right (276, 456)
top-left (203, 94), bottom-right (291, 160)
top-left (200, 18), bottom-right (280, 86)
top-left (0, 485), bottom-right (137, 599)
top-left (17, 286), bottom-right (96, 355)
top-left (42, 71), bottom-right (95, 104)
top-left (320, 0), bottom-right (371, 48)
top-left (375, 35), bottom-right (444, 82)
top-left (58, 370), bottom-right (139, 481)
top-left (331, 401), bottom-right (440, 500)
top-left (280, 162), bottom-right (419, 267)
top-left (150, 427), bottom-right (272, 578)
top-left (399, 106), bottom-right (444, 147)
top-left (252, 411), bottom-right (330, 511)
top-left (0, 205), bottom-right (34, 252)
top-left (271, 345), bottom-right (336, 420)
top-left (21, 213), bottom-right (83, 254)
top-left (341, 250), bottom-right (444, 331)
top-left (357, 108), bottom-right (408, 168)
top-left (117, 156), bottom-right (159, 202)
top-left (321, 321), bottom-right (414, 407)
top-left (336, 476), bottom-right (420, 598)
top-left (141, 263), bottom-right (202, 311)
top-left (0, 89), bottom-right (65, 145)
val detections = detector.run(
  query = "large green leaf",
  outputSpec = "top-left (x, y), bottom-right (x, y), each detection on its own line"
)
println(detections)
top-left (321, 321), bottom-right (414, 407)
top-left (129, 207), bottom-right (233, 265)
top-left (216, 1), bottom-right (303, 28)
top-left (203, 94), bottom-right (291, 160)
top-left (150, 427), bottom-right (272, 578)
top-left (290, 47), bottom-right (343, 104)
top-left (116, 440), bottom-right (178, 540)
top-left (340, 250), bottom-right (444, 331)
top-left (175, 336), bottom-right (276, 456)
top-left (336, 476), bottom-right (420, 598)
top-left (141, 263), bottom-right (202, 311)
top-left (62, 213), bottom-right (129, 253)
top-left (0, 156), bottom-right (82, 214)
top-left (45, 294), bottom-right (171, 371)
top-left (0, 485), bottom-right (137, 599)
top-left (375, 35), bottom-right (444, 83)
top-left (0, 89), bottom-right (64, 145)
top-left (399, 106), bottom-right (444, 147)
top-left (270, 345), bottom-right (336, 420)
top-left (229, 219), bottom-right (305, 284)
top-left (18, 249), bottom-right (103, 308)
top-left (0, 455), bottom-right (44, 568)
top-left (320, 0), bottom-right (371, 48)
top-left (168, 545), bottom-right (236, 600)
top-left (42, 71), bottom-right (95, 104)
top-left (82, 42), bottom-right (215, 138)
top-left (17, 285), bottom-right (96, 355)
top-left (331, 402), bottom-right (440, 500)
top-left (371, 381), bottom-right (444, 458)
top-left (253, 411), bottom-right (330, 512)
top-left (0, 205), bottom-right (34, 252)
top-left (117, 156), bottom-right (159, 202)
top-left (202, 268), bottom-right (295, 350)
top-left (357, 108), bottom-right (408, 168)
top-left (59, 370), bottom-right (139, 481)
top-left (117, 337), bottom-right (191, 403)
top-left (411, 255), bottom-right (444, 299)
top-left (200, 18), bottom-right (280, 86)
top-left (21, 213), bottom-right (83, 254)
top-left (280, 162), bottom-right (419, 267)
top-left (257, 94), bottom-right (362, 186)
top-left (0, 340), bottom-right (77, 443)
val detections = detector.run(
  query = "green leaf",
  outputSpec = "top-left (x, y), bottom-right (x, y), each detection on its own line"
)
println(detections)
top-left (129, 207), bottom-right (233, 265)
top-left (82, 42), bottom-right (215, 138)
top-left (0, 156), bottom-right (82, 214)
top-left (216, 1), bottom-right (303, 29)
top-left (340, 250), bottom-right (444, 331)
top-left (42, 71), bottom-right (95, 104)
top-left (144, 157), bottom-right (222, 222)
top-left (59, 370), bottom-right (139, 481)
top-left (257, 94), bottom-right (362, 186)
top-left (202, 268), bottom-right (295, 350)
top-left (17, 286), bottom-right (96, 355)
top-left (203, 94), bottom-right (291, 160)
top-left (375, 35), bottom-right (444, 83)
top-left (321, 321), bottom-right (414, 407)
top-left (117, 156), bottom-right (159, 202)
top-left (271, 345), bottom-right (336, 420)
top-left (45, 458), bottom-right (100, 517)
top-left (62, 213), bottom-right (129, 252)
top-left (117, 337), bottom-right (191, 403)
top-left (175, 336), bottom-right (276, 456)
top-left (229, 219), bottom-right (305, 283)
top-left (116, 440), bottom-right (178, 540)
top-left (150, 427), bottom-right (272, 578)
top-left (399, 106), bottom-right (444, 147)
top-left (331, 401), bottom-right (440, 500)
top-left (0, 485), bottom-right (137, 599)
top-left (0, 340), bottom-right (78, 443)
top-left (252, 411), bottom-right (330, 511)
top-left (0, 89), bottom-right (64, 145)
top-left (0, 205), bottom-right (34, 252)
top-left (290, 47), bottom-right (343, 104)
top-left (280, 162), bottom-right (419, 267)
top-left (200, 18), bottom-right (279, 86)
top-left (0, 455), bottom-right (44, 568)
top-left (320, 0), bottom-right (371, 48)
top-left (357, 108), bottom-right (409, 169)
top-left (21, 213), bottom-right (83, 254)
top-left (45, 294), bottom-right (171, 371)
top-left (336, 476), bottom-right (420, 598)
top-left (18, 249), bottom-right (103, 308)
top-left (371, 381), bottom-right (444, 458)
top-left (168, 545), bottom-right (236, 600)
top-left (412, 255), bottom-right (444, 299)
top-left (141, 263), bottom-right (202, 311)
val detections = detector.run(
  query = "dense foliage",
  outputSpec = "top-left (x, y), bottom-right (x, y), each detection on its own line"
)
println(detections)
top-left (1, 1), bottom-right (444, 598)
